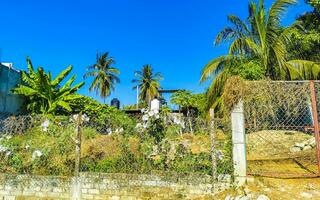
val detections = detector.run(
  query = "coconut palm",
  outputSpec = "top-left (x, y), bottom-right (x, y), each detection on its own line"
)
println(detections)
top-left (13, 57), bottom-right (84, 114)
top-left (200, 0), bottom-right (320, 109)
top-left (84, 52), bottom-right (120, 102)
top-left (132, 65), bottom-right (163, 104)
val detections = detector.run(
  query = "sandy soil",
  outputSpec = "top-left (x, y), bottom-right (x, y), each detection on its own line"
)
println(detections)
top-left (213, 176), bottom-right (320, 200)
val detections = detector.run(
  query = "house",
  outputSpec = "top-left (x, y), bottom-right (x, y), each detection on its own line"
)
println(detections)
top-left (0, 63), bottom-right (23, 116)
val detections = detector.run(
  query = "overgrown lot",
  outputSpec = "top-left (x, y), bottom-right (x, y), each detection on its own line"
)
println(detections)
top-left (0, 114), bottom-right (232, 177)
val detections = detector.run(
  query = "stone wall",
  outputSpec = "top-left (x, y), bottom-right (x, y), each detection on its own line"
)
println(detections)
top-left (0, 173), bottom-right (231, 199)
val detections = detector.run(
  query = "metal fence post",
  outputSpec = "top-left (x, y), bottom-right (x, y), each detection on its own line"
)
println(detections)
top-left (309, 81), bottom-right (320, 174)
top-left (231, 100), bottom-right (247, 185)
top-left (209, 109), bottom-right (217, 183)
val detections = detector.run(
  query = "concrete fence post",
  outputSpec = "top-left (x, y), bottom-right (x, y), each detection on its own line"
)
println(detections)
top-left (231, 100), bottom-right (247, 186)
top-left (72, 114), bottom-right (82, 200)
top-left (209, 109), bottom-right (217, 181)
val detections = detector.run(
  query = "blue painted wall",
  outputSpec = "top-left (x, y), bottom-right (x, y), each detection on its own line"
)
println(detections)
top-left (0, 64), bottom-right (23, 115)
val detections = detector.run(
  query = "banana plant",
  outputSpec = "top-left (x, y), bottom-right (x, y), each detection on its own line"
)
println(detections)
top-left (13, 57), bottom-right (84, 114)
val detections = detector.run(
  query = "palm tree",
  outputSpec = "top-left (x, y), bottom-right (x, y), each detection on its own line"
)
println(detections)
top-left (132, 65), bottom-right (163, 105)
top-left (84, 52), bottom-right (120, 103)
top-left (13, 57), bottom-right (84, 114)
top-left (200, 0), bottom-right (320, 109)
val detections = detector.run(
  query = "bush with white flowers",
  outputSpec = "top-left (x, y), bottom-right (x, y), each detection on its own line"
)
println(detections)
top-left (70, 113), bottom-right (90, 124)
top-left (136, 108), bottom-right (164, 142)
top-left (0, 136), bottom-right (12, 157)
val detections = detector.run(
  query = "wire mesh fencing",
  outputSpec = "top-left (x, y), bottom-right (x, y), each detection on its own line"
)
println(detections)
top-left (80, 112), bottom-right (233, 181)
top-left (243, 80), bottom-right (320, 178)
top-left (0, 111), bottom-right (233, 183)
top-left (0, 115), bottom-right (76, 176)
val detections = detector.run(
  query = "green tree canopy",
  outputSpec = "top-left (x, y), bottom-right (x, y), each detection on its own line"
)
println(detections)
top-left (84, 52), bottom-right (120, 102)
top-left (287, 0), bottom-right (320, 62)
top-left (200, 0), bottom-right (320, 110)
top-left (132, 64), bottom-right (163, 104)
top-left (170, 90), bottom-right (207, 117)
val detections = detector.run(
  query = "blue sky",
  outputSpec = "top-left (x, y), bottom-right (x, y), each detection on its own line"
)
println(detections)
top-left (0, 0), bottom-right (312, 106)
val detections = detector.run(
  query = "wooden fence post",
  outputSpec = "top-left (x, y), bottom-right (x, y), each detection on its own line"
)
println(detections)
top-left (231, 100), bottom-right (247, 186)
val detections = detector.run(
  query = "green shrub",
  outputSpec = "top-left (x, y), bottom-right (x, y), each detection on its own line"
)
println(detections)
top-left (71, 96), bottom-right (136, 135)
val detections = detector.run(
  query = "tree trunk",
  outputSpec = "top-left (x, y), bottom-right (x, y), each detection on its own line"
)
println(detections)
top-left (187, 108), bottom-right (194, 134)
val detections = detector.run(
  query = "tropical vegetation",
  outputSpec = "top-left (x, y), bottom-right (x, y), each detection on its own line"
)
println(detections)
top-left (132, 64), bottom-right (163, 104)
top-left (84, 52), bottom-right (120, 102)
top-left (200, 0), bottom-right (320, 110)
top-left (3, 0), bottom-right (319, 178)
top-left (287, 0), bottom-right (320, 62)
top-left (13, 57), bottom-right (84, 114)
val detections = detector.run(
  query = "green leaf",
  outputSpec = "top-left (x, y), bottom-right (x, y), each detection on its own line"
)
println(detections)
top-left (52, 65), bottom-right (73, 87)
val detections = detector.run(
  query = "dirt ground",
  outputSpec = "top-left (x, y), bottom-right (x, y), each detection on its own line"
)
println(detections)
top-left (213, 176), bottom-right (320, 200)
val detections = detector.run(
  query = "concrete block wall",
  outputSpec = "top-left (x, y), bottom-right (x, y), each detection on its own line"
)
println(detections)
top-left (0, 173), bottom-right (231, 199)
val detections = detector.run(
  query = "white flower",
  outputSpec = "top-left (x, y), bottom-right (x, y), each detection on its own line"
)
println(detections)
top-left (155, 114), bottom-right (160, 119)
top-left (41, 119), bottom-right (50, 132)
top-left (135, 123), bottom-right (142, 129)
top-left (216, 150), bottom-right (224, 160)
top-left (106, 128), bottom-right (112, 135)
top-left (0, 145), bottom-right (12, 156)
top-left (32, 150), bottom-right (43, 161)
top-left (141, 108), bottom-right (147, 113)
top-left (82, 114), bottom-right (90, 122)
top-left (25, 144), bottom-right (30, 150)
top-left (0, 145), bottom-right (7, 153)
top-left (143, 123), bottom-right (148, 129)
top-left (148, 110), bottom-right (155, 117)
top-left (5, 151), bottom-right (11, 156)
top-left (72, 114), bottom-right (79, 121)
top-left (115, 128), bottom-right (124, 133)
top-left (72, 114), bottom-right (90, 123)
top-left (142, 115), bottom-right (149, 121)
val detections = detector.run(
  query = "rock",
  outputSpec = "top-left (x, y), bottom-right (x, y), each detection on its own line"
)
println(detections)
top-left (225, 195), bottom-right (234, 200)
top-left (291, 138), bottom-right (316, 152)
top-left (256, 194), bottom-right (270, 200)
top-left (279, 187), bottom-right (286, 192)
top-left (308, 138), bottom-right (316, 147)
top-left (246, 193), bottom-right (254, 199)
top-left (244, 187), bottom-right (251, 195)
top-left (300, 192), bottom-right (313, 199)
top-left (239, 196), bottom-right (250, 200)
top-left (295, 143), bottom-right (305, 148)
top-left (290, 146), bottom-right (302, 153)
top-left (235, 195), bottom-right (247, 200)
top-left (303, 145), bottom-right (312, 151)
top-left (263, 188), bottom-right (271, 192)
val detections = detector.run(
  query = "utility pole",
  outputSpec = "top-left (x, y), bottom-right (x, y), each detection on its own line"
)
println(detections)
top-left (136, 85), bottom-right (139, 109)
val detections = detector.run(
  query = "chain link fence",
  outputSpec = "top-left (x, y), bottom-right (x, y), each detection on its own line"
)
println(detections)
top-left (0, 112), bottom-right (233, 183)
top-left (243, 80), bottom-right (320, 178)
